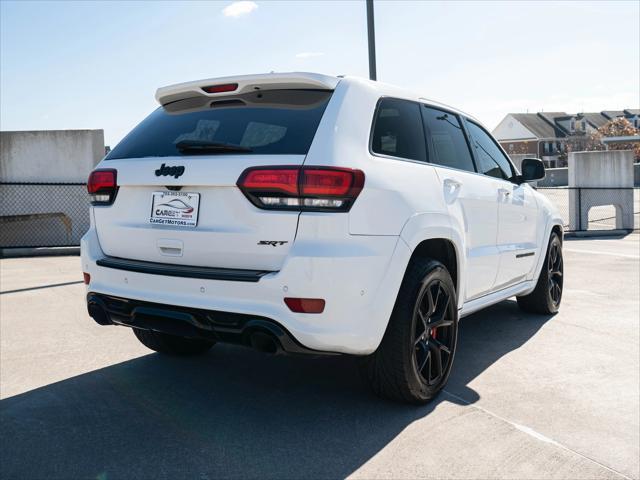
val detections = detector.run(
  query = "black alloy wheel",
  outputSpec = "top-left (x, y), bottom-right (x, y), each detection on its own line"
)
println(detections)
top-left (413, 277), bottom-right (456, 387)
top-left (516, 232), bottom-right (564, 315)
top-left (547, 239), bottom-right (563, 308)
top-left (362, 258), bottom-right (459, 403)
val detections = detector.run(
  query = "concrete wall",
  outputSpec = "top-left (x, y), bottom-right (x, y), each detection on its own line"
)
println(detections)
top-left (538, 167), bottom-right (569, 187)
top-left (0, 130), bottom-right (104, 182)
top-left (0, 129), bottom-right (103, 248)
top-left (535, 164), bottom-right (638, 187)
top-left (568, 150), bottom-right (634, 188)
top-left (509, 154), bottom-right (568, 187)
top-left (568, 150), bottom-right (635, 231)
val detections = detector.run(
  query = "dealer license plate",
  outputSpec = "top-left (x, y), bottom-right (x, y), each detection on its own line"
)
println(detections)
top-left (150, 191), bottom-right (200, 227)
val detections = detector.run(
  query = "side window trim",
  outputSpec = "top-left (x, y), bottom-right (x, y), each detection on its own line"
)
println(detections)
top-left (463, 117), bottom-right (518, 182)
top-left (459, 116), bottom-right (481, 174)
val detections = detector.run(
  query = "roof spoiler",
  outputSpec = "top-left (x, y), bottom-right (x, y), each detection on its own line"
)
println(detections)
top-left (155, 72), bottom-right (340, 106)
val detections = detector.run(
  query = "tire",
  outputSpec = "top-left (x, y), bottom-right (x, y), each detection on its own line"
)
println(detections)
top-left (133, 328), bottom-right (215, 356)
top-left (362, 258), bottom-right (459, 404)
top-left (517, 232), bottom-right (563, 315)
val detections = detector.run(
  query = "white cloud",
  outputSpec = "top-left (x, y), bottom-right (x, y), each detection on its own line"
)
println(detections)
top-left (295, 52), bottom-right (325, 59)
top-left (222, 1), bottom-right (258, 18)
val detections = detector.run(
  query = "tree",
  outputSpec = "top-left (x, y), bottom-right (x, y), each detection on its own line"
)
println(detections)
top-left (566, 117), bottom-right (640, 160)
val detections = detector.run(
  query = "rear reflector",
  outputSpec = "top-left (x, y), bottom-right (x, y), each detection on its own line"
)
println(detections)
top-left (83, 272), bottom-right (91, 285)
top-left (284, 298), bottom-right (326, 314)
top-left (87, 169), bottom-right (118, 205)
top-left (237, 166), bottom-right (364, 212)
top-left (202, 83), bottom-right (238, 94)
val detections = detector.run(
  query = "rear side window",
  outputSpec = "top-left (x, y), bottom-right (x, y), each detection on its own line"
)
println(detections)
top-left (371, 98), bottom-right (426, 162)
top-left (106, 89), bottom-right (333, 159)
top-left (421, 106), bottom-right (475, 173)
top-left (465, 121), bottom-right (514, 180)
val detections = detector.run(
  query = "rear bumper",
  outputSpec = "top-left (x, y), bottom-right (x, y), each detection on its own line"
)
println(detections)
top-left (81, 225), bottom-right (412, 355)
top-left (87, 292), bottom-right (329, 355)
top-left (96, 256), bottom-right (271, 282)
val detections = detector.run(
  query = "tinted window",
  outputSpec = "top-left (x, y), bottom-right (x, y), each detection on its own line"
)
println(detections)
top-left (106, 89), bottom-right (332, 159)
top-left (421, 106), bottom-right (475, 172)
top-left (466, 121), bottom-right (514, 180)
top-left (371, 98), bottom-right (426, 162)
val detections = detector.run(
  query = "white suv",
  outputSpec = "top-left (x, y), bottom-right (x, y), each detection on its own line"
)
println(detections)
top-left (82, 72), bottom-right (563, 403)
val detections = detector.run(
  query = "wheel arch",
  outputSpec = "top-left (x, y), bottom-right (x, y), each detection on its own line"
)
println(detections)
top-left (409, 239), bottom-right (459, 296)
top-left (526, 220), bottom-right (564, 294)
top-left (551, 223), bottom-right (564, 243)
top-left (399, 214), bottom-right (465, 308)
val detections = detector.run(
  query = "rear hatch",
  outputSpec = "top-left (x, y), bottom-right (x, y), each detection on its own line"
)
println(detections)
top-left (93, 85), bottom-right (334, 271)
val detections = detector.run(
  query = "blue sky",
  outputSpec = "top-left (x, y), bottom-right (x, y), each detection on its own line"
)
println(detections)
top-left (1, 0), bottom-right (638, 147)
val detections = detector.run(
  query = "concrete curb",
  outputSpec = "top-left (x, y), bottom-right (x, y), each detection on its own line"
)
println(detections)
top-left (565, 229), bottom-right (638, 238)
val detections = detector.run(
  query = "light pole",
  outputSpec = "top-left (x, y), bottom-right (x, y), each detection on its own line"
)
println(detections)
top-left (366, 0), bottom-right (377, 81)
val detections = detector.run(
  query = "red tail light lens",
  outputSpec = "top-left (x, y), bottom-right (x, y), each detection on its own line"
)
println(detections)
top-left (237, 166), bottom-right (364, 212)
top-left (87, 169), bottom-right (118, 205)
top-left (302, 168), bottom-right (357, 196)
top-left (202, 83), bottom-right (238, 94)
top-left (284, 297), bottom-right (326, 314)
top-left (240, 168), bottom-right (299, 195)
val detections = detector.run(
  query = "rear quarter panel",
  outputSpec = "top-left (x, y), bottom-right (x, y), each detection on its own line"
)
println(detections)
top-left (306, 78), bottom-right (450, 237)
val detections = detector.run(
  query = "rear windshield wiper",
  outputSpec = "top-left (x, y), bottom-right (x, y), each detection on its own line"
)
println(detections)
top-left (175, 140), bottom-right (253, 154)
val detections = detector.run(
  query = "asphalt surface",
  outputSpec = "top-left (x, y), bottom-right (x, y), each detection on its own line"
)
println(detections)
top-left (1, 235), bottom-right (638, 480)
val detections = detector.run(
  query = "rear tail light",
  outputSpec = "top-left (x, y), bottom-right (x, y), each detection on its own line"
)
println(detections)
top-left (237, 166), bottom-right (364, 212)
top-left (87, 169), bottom-right (118, 205)
top-left (83, 272), bottom-right (91, 285)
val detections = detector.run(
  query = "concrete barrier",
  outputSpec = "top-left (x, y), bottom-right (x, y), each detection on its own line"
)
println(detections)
top-left (0, 130), bottom-right (104, 248)
top-left (538, 167), bottom-right (568, 187)
top-left (0, 129), bottom-right (104, 182)
top-left (568, 150), bottom-right (635, 231)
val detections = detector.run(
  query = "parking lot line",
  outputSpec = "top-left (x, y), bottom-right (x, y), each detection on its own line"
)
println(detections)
top-left (563, 248), bottom-right (639, 259)
top-left (0, 280), bottom-right (84, 295)
top-left (443, 390), bottom-right (633, 480)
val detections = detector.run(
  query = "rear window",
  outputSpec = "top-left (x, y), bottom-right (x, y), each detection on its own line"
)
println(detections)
top-left (370, 98), bottom-right (426, 162)
top-left (106, 89), bottom-right (333, 159)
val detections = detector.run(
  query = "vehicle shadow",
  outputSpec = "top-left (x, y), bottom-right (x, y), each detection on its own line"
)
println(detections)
top-left (0, 300), bottom-right (552, 480)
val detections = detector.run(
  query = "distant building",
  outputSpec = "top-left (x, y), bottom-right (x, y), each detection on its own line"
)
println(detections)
top-left (493, 109), bottom-right (639, 167)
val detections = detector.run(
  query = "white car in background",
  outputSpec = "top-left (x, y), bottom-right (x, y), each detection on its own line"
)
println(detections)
top-left (82, 72), bottom-right (563, 403)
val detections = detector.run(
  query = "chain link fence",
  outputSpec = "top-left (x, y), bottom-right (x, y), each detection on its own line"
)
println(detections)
top-left (0, 183), bottom-right (89, 248)
top-left (537, 187), bottom-right (639, 232)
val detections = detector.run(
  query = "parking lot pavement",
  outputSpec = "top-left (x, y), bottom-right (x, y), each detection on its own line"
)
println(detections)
top-left (1, 235), bottom-right (638, 480)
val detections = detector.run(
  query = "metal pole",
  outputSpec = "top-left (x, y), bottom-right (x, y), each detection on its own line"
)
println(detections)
top-left (578, 188), bottom-right (582, 231)
top-left (366, 0), bottom-right (377, 81)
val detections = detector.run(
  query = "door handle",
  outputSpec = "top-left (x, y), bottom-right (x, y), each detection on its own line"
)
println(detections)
top-left (444, 178), bottom-right (462, 190)
top-left (157, 238), bottom-right (183, 257)
top-left (498, 188), bottom-right (511, 198)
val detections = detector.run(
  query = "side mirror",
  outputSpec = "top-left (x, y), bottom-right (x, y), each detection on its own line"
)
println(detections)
top-left (520, 158), bottom-right (545, 183)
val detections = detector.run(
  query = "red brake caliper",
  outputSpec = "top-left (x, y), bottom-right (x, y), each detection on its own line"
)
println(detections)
top-left (430, 327), bottom-right (437, 340)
